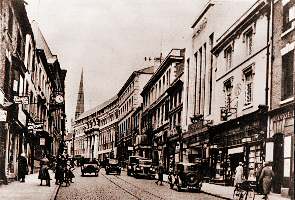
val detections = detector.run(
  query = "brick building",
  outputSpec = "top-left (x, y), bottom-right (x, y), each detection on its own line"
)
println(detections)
top-left (265, 0), bottom-right (294, 197)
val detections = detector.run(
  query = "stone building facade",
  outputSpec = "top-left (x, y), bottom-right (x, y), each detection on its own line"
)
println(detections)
top-left (117, 66), bottom-right (154, 164)
top-left (141, 49), bottom-right (185, 170)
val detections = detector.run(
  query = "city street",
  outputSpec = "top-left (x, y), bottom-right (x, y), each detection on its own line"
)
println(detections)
top-left (56, 168), bottom-right (222, 200)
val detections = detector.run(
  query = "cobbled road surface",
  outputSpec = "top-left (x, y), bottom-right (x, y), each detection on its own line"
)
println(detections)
top-left (56, 167), bottom-right (223, 200)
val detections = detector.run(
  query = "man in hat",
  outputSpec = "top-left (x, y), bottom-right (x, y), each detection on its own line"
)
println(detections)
top-left (18, 153), bottom-right (28, 182)
top-left (234, 162), bottom-right (244, 186)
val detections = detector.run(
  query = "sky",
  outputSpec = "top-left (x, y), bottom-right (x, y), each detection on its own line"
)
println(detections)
top-left (25, 0), bottom-right (254, 126)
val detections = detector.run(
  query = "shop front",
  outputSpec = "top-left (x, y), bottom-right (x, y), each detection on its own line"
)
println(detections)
top-left (266, 104), bottom-right (294, 196)
top-left (211, 107), bottom-right (267, 185)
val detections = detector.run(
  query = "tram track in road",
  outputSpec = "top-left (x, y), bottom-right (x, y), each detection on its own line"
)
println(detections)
top-left (101, 173), bottom-right (164, 200)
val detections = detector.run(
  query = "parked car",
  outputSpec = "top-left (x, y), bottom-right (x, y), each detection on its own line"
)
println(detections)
top-left (134, 159), bottom-right (156, 179)
top-left (81, 159), bottom-right (100, 176)
top-left (168, 162), bottom-right (203, 192)
top-left (105, 159), bottom-right (121, 175)
top-left (127, 156), bottom-right (143, 176)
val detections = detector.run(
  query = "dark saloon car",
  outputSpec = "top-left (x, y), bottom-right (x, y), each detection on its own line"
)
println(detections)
top-left (81, 159), bottom-right (100, 176)
top-left (168, 162), bottom-right (203, 192)
top-left (127, 156), bottom-right (143, 176)
top-left (134, 159), bottom-right (156, 179)
top-left (105, 159), bottom-right (121, 175)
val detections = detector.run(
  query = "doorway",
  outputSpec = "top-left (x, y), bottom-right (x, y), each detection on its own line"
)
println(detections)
top-left (273, 133), bottom-right (284, 194)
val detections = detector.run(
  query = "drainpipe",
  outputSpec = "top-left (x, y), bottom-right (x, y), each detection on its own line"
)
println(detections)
top-left (265, 0), bottom-right (271, 107)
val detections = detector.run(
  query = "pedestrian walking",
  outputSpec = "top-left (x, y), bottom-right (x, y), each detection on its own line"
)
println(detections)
top-left (256, 162), bottom-right (264, 194)
top-left (155, 163), bottom-right (164, 186)
top-left (234, 162), bottom-right (244, 186)
top-left (18, 153), bottom-right (28, 182)
top-left (39, 155), bottom-right (51, 186)
top-left (259, 162), bottom-right (274, 200)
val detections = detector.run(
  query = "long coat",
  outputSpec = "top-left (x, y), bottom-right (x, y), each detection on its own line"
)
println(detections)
top-left (18, 155), bottom-right (28, 179)
top-left (259, 166), bottom-right (274, 195)
top-left (234, 165), bottom-right (243, 186)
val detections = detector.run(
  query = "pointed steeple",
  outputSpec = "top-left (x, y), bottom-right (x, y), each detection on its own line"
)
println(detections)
top-left (75, 69), bottom-right (84, 119)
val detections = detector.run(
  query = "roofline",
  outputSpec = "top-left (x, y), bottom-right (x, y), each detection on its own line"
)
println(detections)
top-left (211, 0), bottom-right (267, 54)
top-left (191, 1), bottom-right (214, 28)
top-left (141, 48), bottom-right (185, 96)
top-left (117, 67), bottom-right (154, 97)
top-left (75, 95), bottom-right (118, 122)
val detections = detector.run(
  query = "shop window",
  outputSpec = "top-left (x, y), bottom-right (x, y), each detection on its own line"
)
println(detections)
top-left (224, 46), bottom-right (233, 70)
top-left (283, 2), bottom-right (295, 31)
top-left (243, 69), bottom-right (254, 105)
top-left (281, 50), bottom-right (294, 100)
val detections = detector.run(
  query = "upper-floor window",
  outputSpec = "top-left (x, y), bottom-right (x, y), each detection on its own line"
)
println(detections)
top-left (224, 46), bottom-right (233, 70)
top-left (245, 29), bottom-right (253, 56)
top-left (283, 1), bottom-right (295, 31)
top-left (282, 50), bottom-right (294, 100)
top-left (243, 68), bottom-right (254, 105)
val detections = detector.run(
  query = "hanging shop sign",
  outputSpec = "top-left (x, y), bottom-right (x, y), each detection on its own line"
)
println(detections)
top-left (128, 146), bottom-right (134, 151)
top-left (14, 96), bottom-right (29, 105)
top-left (27, 122), bottom-right (43, 131)
top-left (34, 122), bottom-right (43, 131)
top-left (40, 138), bottom-right (45, 145)
top-left (0, 109), bottom-right (7, 121)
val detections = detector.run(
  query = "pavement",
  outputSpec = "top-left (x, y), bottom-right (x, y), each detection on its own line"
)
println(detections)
top-left (0, 170), bottom-right (59, 200)
top-left (161, 174), bottom-right (291, 200)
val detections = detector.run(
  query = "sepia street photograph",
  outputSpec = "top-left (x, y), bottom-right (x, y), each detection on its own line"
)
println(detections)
top-left (0, 0), bottom-right (294, 199)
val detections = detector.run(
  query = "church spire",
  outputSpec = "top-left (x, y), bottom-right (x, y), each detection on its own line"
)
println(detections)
top-left (75, 69), bottom-right (84, 119)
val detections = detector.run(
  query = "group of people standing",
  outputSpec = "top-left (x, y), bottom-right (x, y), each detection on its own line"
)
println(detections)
top-left (234, 161), bottom-right (275, 199)
top-left (17, 152), bottom-right (75, 187)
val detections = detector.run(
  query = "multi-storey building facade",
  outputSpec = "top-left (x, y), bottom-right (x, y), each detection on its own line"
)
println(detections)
top-left (210, 0), bottom-right (270, 184)
top-left (0, 0), bottom-right (32, 183)
top-left (73, 96), bottom-right (118, 160)
top-left (0, 1), bottom-right (66, 184)
top-left (141, 49), bottom-right (185, 170)
top-left (182, 0), bottom-right (257, 181)
top-left (117, 66), bottom-right (154, 164)
top-left (97, 96), bottom-right (118, 160)
top-left (266, 0), bottom-right (294, 197)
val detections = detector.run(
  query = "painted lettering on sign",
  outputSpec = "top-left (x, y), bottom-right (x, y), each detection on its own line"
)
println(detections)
top-left (273, 110), bottom-right (294, 121)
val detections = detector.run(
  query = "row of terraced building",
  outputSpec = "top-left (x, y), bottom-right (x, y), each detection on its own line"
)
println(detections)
top-left (71, 0), bottom-right (294, 198)
top-left (0, 0), bottom-right (67, 185)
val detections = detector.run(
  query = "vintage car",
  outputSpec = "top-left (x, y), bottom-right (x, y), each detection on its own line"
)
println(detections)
top-left (127, 156), bottom-right (143, 176)
top-left (133, 159), bottom-right (156, 179)
top-left (81, 160), bottom-right (100, 176)
top-left (105, 159), bottom-right (121, 175)
top-left (168, 162), bottom-right (203, 192)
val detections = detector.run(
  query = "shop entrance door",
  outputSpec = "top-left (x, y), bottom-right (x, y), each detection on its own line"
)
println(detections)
top-left (229, 153), bottom-right (244, 175)
top-left (273, 133), bottom-right (284, 194)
